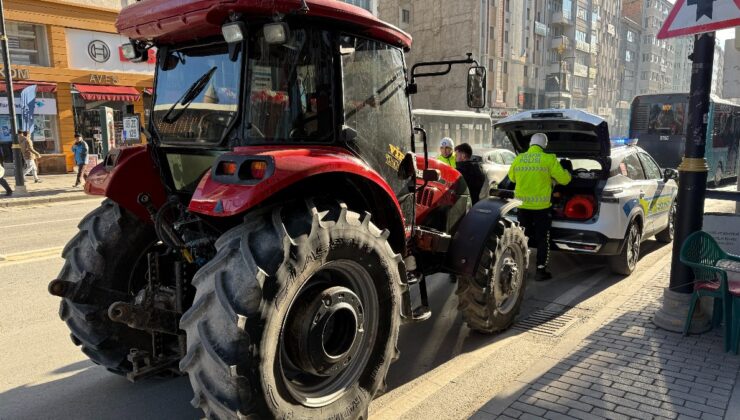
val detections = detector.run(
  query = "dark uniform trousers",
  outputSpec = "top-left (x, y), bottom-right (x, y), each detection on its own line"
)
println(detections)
top-left (517, 208), bottom-right (551, 268)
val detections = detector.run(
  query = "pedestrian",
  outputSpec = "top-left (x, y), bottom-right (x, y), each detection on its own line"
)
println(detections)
top-left (71, 133), bottom-right (89, 187)
top-left (454, 143), bottom-right (486, 204)
top-left (508, 133), bottom-right (571, 281)
top-left (0, 147), bottom-right (12, 196)
top-left (437, 137), bottom-right (456, 168)
top-left (19, 130), bottom-right (41, 183)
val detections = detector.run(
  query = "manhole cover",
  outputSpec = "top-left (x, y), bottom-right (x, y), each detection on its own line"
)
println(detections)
top-left (513, 308), bottom-right (579, 337)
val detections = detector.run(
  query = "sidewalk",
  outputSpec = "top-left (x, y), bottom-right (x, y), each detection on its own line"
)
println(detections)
top-left (475, 262), bottom-right (740, 420)
top-left (0, 173), bottom-right (94, 208)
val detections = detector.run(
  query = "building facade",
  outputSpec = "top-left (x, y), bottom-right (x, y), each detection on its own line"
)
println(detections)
top-left (0, 0), bottom-right (152, 172)
top-left (712, 39), bottom-right (724, 98)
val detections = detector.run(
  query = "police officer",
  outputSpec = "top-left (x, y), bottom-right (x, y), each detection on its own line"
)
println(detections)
top-left (437, 137), bottom-right (456, 168)
top-left (508, 133), bottom-right (571, 281)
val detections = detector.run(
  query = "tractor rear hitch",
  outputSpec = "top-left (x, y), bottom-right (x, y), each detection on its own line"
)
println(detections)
top-left (108, 301), bottom-right (181, 335)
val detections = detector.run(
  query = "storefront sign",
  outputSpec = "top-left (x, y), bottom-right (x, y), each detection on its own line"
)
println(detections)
top-left (490, 108), bottom-right (518, 119)
top-left (66, 28), bottom-right (155, 74)
top-left (0, 68), bottom-right (30, 80)
top-left (0, 97), bottom-right (56, 115)
top-left (123, 116), bottom-right (140, 140)
top-left (534, 22), bottom-right (548, 36)
top-left (89, 74), bottom-right (119, 85)
top-left (574, 63), bottom-right (589, 77)
top-left (576, 40), bottom-right (591, 52)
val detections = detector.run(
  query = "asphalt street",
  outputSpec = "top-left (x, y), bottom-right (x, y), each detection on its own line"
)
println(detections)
top-left (0, 196), bottom-right (735, 419)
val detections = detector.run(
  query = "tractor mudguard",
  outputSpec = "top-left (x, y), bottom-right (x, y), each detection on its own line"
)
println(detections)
top-left (446, 197), bottom-right (522, 277)
top-left (188, 146), bottom-right (404, 222)
top-left (85, 145), bottom-right (168, 222)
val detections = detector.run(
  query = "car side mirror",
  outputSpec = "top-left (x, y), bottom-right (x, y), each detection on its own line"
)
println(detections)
top-left (663, 168), bottom-right (678, 182)
top-left (467, 66), bottom-right (486, 109)
top-left (422, 169), bottom-right (440, 183)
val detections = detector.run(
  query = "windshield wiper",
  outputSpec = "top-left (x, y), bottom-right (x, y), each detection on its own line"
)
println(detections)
top-left (162, 66), bottom-right (218, 124)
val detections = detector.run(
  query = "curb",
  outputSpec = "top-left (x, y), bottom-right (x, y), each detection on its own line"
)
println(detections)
top-left (0, 193), bottom-right (98, 208)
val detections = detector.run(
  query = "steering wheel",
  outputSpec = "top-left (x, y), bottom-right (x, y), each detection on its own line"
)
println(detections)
top-left (573, 168), bottom-right (590, 177)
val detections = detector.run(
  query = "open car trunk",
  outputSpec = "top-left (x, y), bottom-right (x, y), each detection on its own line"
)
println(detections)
top-left (494, 110), bottom-right (611, 222)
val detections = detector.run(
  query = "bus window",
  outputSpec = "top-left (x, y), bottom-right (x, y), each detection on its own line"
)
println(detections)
top-left (647, 102), bottom-right (686, 135)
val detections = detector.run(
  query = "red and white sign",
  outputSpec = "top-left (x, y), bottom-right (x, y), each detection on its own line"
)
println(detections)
top-left (658, 0), bottom-right (740, 39)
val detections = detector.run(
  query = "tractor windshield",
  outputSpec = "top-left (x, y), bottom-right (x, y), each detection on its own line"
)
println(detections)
top-left (243, 27), bottom-right (334, 144)
top-left (152, 43), bottom-right (241, 144)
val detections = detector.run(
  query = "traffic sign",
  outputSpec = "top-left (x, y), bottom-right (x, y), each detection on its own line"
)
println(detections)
top-left (123, 116), bottom-right (140, 141)
top-left (657, 0), bottom-right (740, 39)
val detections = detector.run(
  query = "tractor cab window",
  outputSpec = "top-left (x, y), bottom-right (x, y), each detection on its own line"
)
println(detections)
top-left (243, 27), bottom-right (334, 143)
top-left (340, 35), bottom-right (411, 179)
top-left (152, 43), bottom-right (241, 144)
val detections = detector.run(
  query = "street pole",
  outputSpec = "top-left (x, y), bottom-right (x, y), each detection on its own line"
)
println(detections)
top-left (653, 32), bottom-right (714, 334)
top-left (0, 0), bottom-right (24, 191)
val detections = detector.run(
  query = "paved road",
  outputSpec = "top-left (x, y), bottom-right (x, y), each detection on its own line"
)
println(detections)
top-left (0, 196), bottom-right (735, 419)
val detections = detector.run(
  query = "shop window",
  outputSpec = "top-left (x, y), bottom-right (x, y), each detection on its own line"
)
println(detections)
top-left (0, 22), bottom-right (50, 66)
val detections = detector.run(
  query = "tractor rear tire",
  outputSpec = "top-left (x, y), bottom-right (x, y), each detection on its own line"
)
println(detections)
top-left (179, 199), bottom-right (402, 419)
top-left (457, 219), bottom-right (529, 334)
top-left (57, 199), bottom-right (160, 374)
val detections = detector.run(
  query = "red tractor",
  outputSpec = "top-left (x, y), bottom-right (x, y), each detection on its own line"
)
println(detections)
top-left (48, 1), bottom-right (529, 418)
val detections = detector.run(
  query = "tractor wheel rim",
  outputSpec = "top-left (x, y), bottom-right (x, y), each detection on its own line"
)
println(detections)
top-left (280, 260), bottom-right (378, 408)
top-left (493, 247), bottom-right (521, 314)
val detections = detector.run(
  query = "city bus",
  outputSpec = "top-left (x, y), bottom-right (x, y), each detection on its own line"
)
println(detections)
top-left (629, 93), bottom-right (740, 185)
top-left (412, 109), bottom-right (496, 153)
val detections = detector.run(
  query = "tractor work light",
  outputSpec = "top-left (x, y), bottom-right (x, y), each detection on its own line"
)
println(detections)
top-left (264, 23), bottom-right (289, 45)
top-left (121, 43), bottom-right (138, 59)
top-left (222, 21), bottom-right (246, 44)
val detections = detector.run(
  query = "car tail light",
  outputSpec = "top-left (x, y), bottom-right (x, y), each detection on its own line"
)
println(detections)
top-left (249, 161), bottom-right (268, 179)
top-left (217, 161), bottom-right (238, 176)
top-left (564, 195), bottom-right (596, 220)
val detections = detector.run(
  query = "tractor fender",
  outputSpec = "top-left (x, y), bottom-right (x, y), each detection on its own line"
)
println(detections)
top-left (85, 145), bottom-right (168, 222)
top-left (446, 197), bottom-right (522, 277)
top-left (188, 146), bottom-right (405, 222)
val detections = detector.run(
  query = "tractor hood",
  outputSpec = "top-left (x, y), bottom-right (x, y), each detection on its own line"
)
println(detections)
top-left (494, 109), bottom-right (610, 160)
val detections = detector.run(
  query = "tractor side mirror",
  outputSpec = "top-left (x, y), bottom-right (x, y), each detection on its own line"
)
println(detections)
top-left (467, 66), bottom-right (486, 109)
top-left (663, 168), bottom-right (678, 182)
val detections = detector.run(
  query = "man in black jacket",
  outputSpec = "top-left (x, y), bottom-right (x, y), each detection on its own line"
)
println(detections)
top-left (454, 143), bottom-right (486, 204)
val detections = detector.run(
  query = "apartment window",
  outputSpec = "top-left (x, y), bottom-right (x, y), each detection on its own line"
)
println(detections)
top-left (641, 71), bottom-right (648, 80)
top-left (627, 30), bottom-right (635, 43)
top-left (505, 31), bottom-right (509, 43)
top-left (576, 30), bottom-right (587, 42)
top-left (527, 8), bottom-right (531, 19)
top-left (505, 0), bottom-right (510, 12)
top-left (626, 50), bottom-right (634, 62)
top-left (1, 21), bottom-right (50, 66)
top-left (526, 37), bottom-right (529, 48)
top-left (503, 61), bottom-right (508, 74)
top-left (401, 9), bottom-right (410, 24)
top-left (524, 65), bottom-right (528, 77)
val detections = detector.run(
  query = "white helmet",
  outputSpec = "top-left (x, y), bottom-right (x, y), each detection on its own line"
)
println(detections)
top-left (531, 133), bottom-right (548, 149)
top-left (440, 137), bottom-right (454, 148)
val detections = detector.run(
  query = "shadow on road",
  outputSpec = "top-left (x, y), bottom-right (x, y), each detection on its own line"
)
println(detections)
top-left (0, 362), bottom-right (197, 419)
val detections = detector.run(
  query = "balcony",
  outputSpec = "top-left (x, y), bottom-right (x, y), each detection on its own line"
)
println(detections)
top-left (551, 36), bottom-right (570, 50)
top-left (552, 11), bottom-right (573, 26)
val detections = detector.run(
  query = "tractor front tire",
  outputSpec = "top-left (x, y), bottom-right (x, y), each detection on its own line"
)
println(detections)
top-left (57, 199), bottom-right (160, 374)
top-left (457, 219), bottom-right (529, 334)
top-left (179, 200), bottom-right (402, 419)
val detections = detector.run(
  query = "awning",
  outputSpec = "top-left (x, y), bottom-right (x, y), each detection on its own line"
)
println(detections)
top-left (0, 81), bottom-right (57, 93)
top-left (143, 88), bottom-right (153, 95)
top-left (74, 84), bottom-right (141, 102)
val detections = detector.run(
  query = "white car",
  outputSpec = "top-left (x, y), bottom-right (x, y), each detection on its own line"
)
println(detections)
top-left (494, 109), bottom-right (679, 275)
top-left (479, 148), bottom-right (516, 190)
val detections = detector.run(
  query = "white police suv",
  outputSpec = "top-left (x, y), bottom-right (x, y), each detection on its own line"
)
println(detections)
top-left (494, 109), bottom-right (678, 275)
